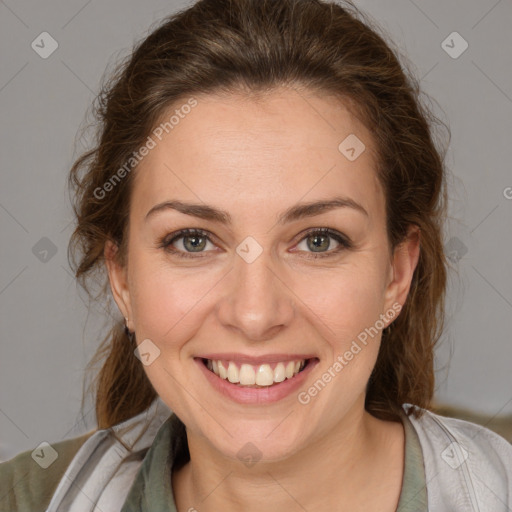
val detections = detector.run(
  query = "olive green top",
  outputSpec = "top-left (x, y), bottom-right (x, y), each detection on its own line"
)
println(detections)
top-left (396, 410), bottom-right (429, 511)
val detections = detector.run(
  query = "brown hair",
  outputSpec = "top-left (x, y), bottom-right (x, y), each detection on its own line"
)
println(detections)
top-left (69, 0), bottom-right (448, 430)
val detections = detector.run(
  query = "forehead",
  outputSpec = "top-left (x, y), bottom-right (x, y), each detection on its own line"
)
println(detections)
top-left (131, 88), bottom-right (383, 222)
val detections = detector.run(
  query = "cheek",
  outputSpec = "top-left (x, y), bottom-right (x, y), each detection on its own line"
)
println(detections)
top-left (127, 254), bottom-right (209, 342)
top-left (291, 267), bottom-right (387, 413)
top-left (293, 259), bottom-right (388, 339)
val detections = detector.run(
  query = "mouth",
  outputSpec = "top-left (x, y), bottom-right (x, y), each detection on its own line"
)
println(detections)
top-left (200, 357), bottom-right (314, 388)
top-left (194, 355), bottom-right (319, 404)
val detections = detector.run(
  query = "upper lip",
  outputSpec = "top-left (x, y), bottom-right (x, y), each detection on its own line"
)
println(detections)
top-left (196, 353), bottom-right (318, 365)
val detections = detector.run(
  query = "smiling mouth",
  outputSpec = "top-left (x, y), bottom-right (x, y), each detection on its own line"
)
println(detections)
top-left (200, 357), bottom-right (316, 388)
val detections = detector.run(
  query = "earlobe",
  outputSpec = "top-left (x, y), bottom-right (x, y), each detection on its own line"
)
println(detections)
top-left (384, 225), bottom-right (421, 314)
top-left (104, 239), bottom-right (132, 325)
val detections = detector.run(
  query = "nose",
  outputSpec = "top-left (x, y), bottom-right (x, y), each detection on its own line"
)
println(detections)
top-left (215, 249), bottom-right (295, 342)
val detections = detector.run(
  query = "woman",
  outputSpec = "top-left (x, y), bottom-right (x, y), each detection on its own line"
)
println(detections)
top-left (1, 0), bottom-right (511, 510)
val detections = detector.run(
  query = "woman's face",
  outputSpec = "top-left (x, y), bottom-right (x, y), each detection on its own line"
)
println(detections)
top-left (106, 87), bottom-right (419, 462)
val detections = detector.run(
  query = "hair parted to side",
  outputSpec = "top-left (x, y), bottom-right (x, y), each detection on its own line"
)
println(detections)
top-left (68, 0), bottom-right (448, 430)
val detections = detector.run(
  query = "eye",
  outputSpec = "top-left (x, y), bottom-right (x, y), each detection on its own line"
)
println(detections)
top-left (293, 228), bottom-right (352, 259)
top-left (159, 228), bottom-right (217, 259)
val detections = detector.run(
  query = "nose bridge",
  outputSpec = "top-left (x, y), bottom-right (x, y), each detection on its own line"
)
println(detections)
top-left (216, 244), bottom-right (295, 341)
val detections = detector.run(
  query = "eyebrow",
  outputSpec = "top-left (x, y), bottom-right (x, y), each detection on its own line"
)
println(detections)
top-left (145, 196), bottom-right (368, 225)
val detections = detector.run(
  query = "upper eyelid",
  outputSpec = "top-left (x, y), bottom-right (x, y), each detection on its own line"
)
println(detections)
top-left (167, 228), bottom-right (217, 244)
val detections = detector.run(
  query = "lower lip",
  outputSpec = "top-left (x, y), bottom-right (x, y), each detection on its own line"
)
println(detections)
top-left (194, 357), bottom-right (319, 405)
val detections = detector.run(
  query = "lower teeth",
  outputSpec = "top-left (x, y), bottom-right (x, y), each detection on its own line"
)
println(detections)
top-left (234, 382), bottom-right (279, 388)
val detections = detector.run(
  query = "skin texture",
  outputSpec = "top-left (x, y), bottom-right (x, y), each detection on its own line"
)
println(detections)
top-left (105, 86), bottom-right (420, 511)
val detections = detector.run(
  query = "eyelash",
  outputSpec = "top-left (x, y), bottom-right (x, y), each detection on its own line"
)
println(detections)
top-left (158, 227), bottom-right (352, 260)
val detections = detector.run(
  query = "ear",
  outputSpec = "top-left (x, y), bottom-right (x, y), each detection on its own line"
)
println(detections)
top-left (104, 239), bottom-right (133, 330)
top-left (383, 225), bottom-right (421, 315)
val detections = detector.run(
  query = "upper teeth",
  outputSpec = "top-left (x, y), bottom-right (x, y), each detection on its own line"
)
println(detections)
top-left (206, 359), bottom-right (306, 386)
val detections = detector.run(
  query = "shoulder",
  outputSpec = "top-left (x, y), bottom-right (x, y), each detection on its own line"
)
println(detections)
top-left (0, 398), bottom-right (172, 512)
top-left (0, 430), bottom-right (95, 512)
top-left (403, 404), bottom-right (512, 509)
top-left (405, 404), bottom-right (512, 462)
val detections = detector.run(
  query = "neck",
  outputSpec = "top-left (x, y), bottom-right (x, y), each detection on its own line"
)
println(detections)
top-left (172, 402), bottom-right (405, 512)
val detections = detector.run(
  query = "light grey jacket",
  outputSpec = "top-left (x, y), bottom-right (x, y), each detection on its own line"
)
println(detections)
top-left (43, 398), bottom-right (512, 512)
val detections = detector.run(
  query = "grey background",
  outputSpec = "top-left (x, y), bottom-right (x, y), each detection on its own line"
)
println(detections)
top-left (1, 0), bottom-right (511, 461)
